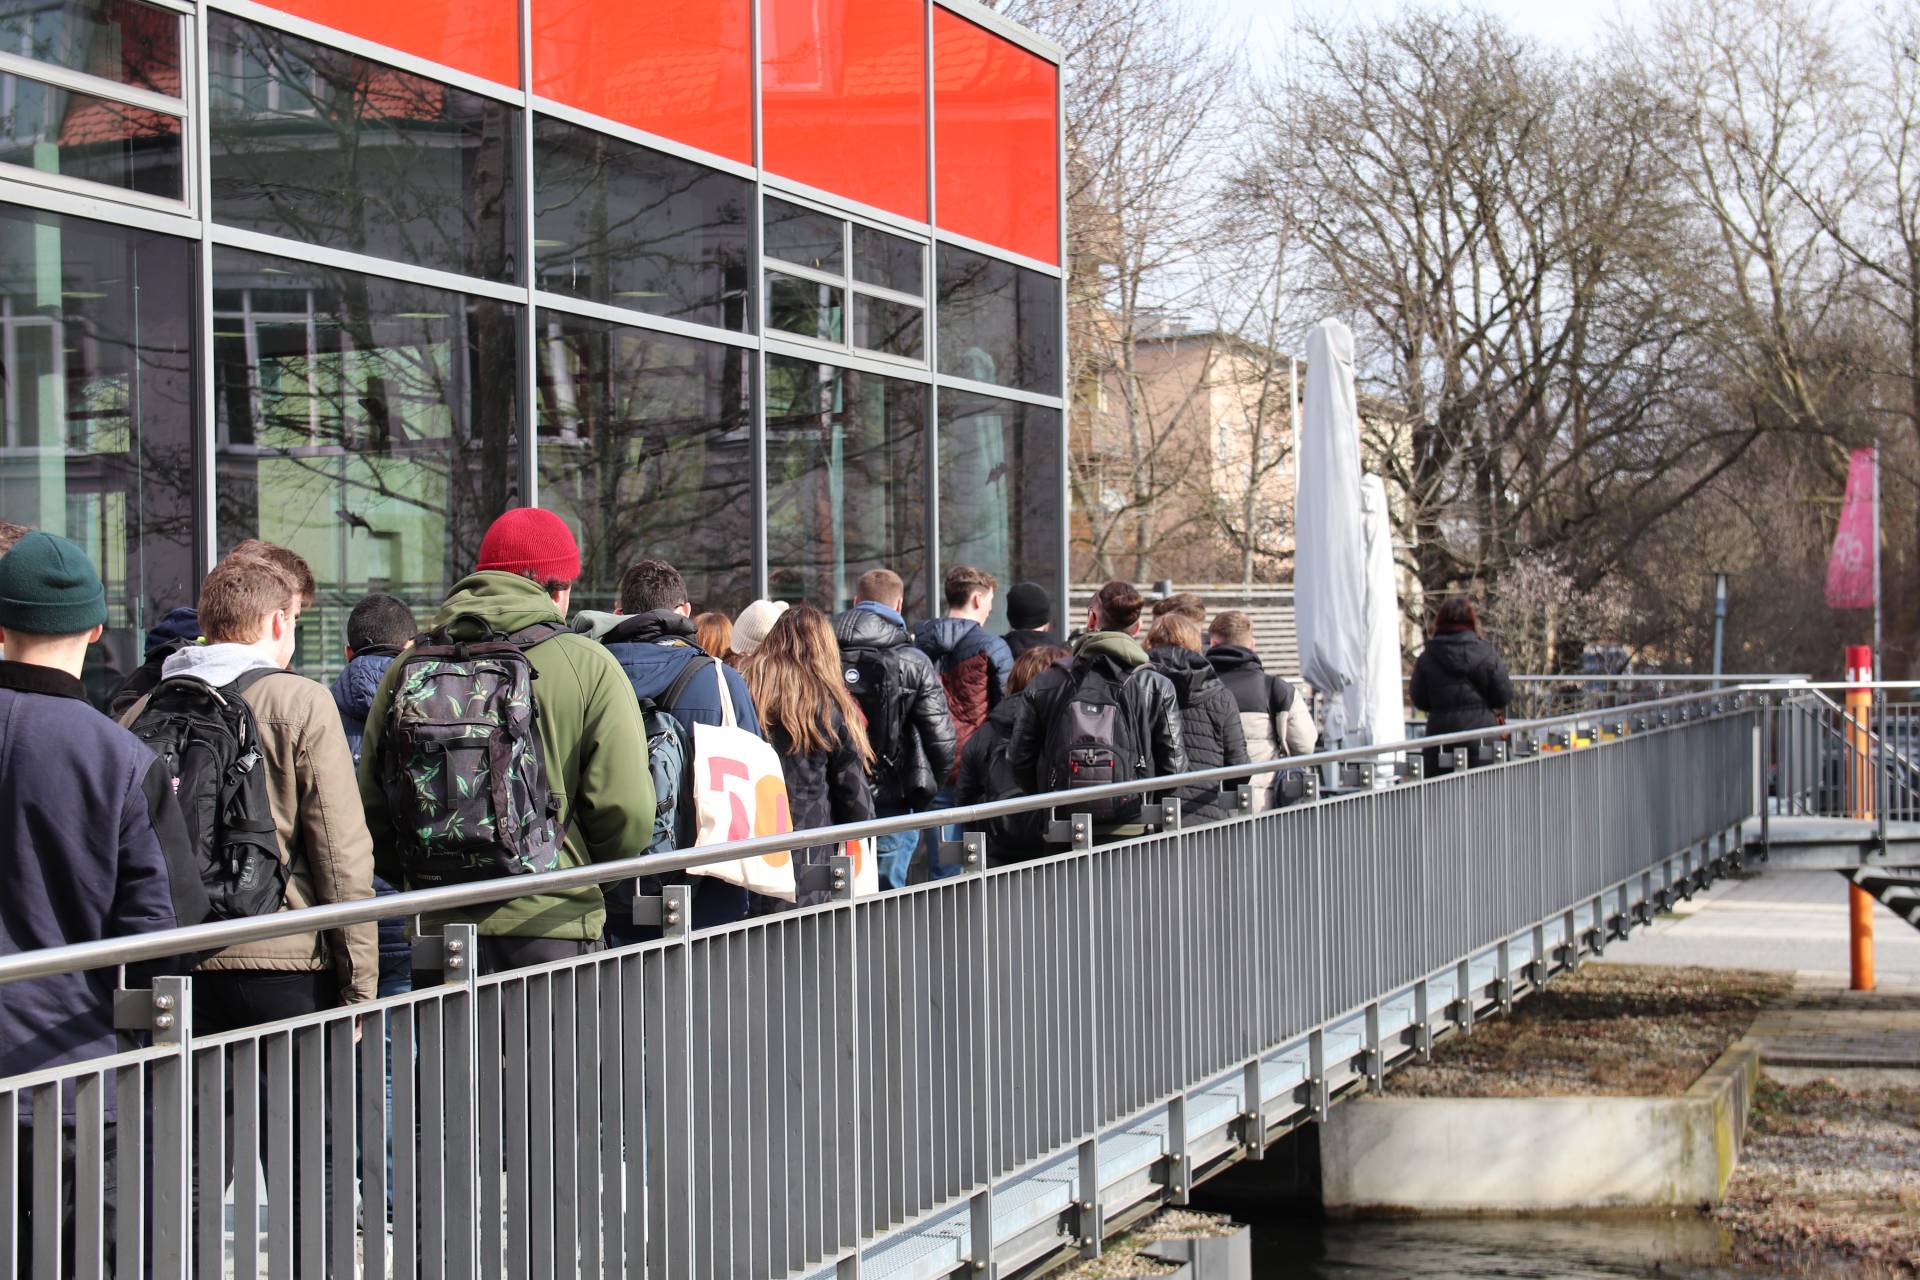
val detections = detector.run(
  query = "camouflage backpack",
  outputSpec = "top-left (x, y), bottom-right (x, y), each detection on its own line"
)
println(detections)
top-left (377, 618), bottom-right (569, 888)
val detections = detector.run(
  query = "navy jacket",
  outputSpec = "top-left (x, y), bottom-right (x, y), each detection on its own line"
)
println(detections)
top-left (331, 646), bottom-right (400, 763)
top-left (0, 661), bottom-right (208, 1113)
top-left (584, 610), bottom-right (761, 737)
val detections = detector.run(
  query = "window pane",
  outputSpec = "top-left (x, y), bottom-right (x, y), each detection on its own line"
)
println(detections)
top-left (0, 71), bottom-right (181, 197)
top-left (0, 0), bottom-right (180, 94)
top-left (0, 204), bottom-right (196, 709)
top-left (935, 245), bottom-right (1060, 394)
top-left (851, 293), bottom-right (922, 360)
top-left (536, 314), bottom-right (753, 614)
top-left (208, 14), bottom-right (520, 283)
top-left (766, 271), bottom-right (842, 343)
top-left (765, 356), bottom-right (926, 617)
top-left (533, 115), bottom-right (750, 332)
top-left (212, 246), bottom-right (521, 683)
top-left (764, 196), bottom-right (842, 273)
top-left (939, 394), bottom-right (1060, 633)
top-left (852, 223), bottom-right (921, 296)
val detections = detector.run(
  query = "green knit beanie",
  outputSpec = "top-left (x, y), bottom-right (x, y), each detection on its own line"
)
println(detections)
top-left (0, 531), bottom-right (108, 635)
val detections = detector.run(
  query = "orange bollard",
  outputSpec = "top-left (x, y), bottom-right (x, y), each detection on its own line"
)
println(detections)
top-left (1845, 644), bottom-right (1876, 992)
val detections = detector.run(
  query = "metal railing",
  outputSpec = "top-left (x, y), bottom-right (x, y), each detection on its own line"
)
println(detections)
top-left (1768, 682), bottom-right (1920, 827)
top-left (0, 689), bottom-right (1769, 1280)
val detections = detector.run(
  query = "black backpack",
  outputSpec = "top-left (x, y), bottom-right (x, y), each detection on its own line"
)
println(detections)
top-left (842, 646), bottom-right (910, 785)
top-left (1039, 661), bottom-right (1149, 825)
top-left (377, 619), bottom-right (569, 888)
top-left (129, 668), bottom-right (290, 920)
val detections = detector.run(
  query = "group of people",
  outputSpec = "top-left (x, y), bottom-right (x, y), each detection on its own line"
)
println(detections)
top-left (0, 500), bottom-right (1524, 1264)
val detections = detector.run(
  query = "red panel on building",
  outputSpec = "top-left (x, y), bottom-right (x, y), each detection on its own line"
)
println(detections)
top-left (256, 0), bottom-right (519, 86)
top-left (533, 0), bottom-right (753, 165)
top-left (934, 10), bottom-right (1059, 264)
top-left (761, 0), bottom-right (928, 222)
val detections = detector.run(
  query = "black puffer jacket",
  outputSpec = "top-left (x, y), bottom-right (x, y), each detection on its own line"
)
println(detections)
top-left (1148, 646), bottom-right (1249, 821)
top-left (768, 710), bottom-right (875, 908)
top-left (832, 605), bottom-right (958, 809)
top-left (1410, 630), bottom-right (1515, 736)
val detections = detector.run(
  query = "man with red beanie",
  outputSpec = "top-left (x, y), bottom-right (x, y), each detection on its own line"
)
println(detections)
top-left (356, 508), bottom-right (656, 970)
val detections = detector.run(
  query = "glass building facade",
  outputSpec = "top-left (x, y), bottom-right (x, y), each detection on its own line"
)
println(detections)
top-left (0, 0), bottom-right (1064, 696)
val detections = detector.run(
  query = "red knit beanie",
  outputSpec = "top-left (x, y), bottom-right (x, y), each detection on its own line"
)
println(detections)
top-left (476, 508), bottom-right (581, 582)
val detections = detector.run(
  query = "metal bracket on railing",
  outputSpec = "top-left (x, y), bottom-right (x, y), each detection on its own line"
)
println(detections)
top-left (114, 978), bottom-right (190, 1038)
top-left (1065, 1198), bottom-right (1102, 1258)
top-left (1240, 1060), bottom-right (1268, 1156)
top-left (1233, 782), bottom-right (1256, 815)
top-left (1491, 741), bottom-right (1509, 765)
top-left (1412, 978), bottom-right (1435, 1062)
top-left (1305, 1029), bottom-right (1329, 1123)
top-left (1046, 812), bottom-right (1095, 849)
top-left (936, 830), bottom-right (988, 875)
top-left (828, 854), bottom-right (856, 902)
top-left (1513, 732), bottom-right (1537, 759)
top-left (1547, 731), bottom-right (1570, 752)
top-left (1402, 754), bottom-right (1424, 781)
top-left (634, 885), bottom-right (693, 941)
top-left (1339, 761), bottom-right (1372, 789)
top-left (1659, 711), bottom-right (1673, 727)
top-left (413, 922), bottom-right (480, 986)
top-left (1452, 747), bottom-right (1471, 774)
top-left (1141, 797), bottom-right (1183, 832)
top-left (1634, 715), bottom-right (1650, 733)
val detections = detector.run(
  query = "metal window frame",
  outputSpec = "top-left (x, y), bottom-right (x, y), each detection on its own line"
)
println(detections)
top-left (0, 0), bottom-right (1066, 620)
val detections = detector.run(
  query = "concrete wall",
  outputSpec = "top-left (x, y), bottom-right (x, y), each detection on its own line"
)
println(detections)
top-left (1319, 1045), bottom-right (1760, 1214)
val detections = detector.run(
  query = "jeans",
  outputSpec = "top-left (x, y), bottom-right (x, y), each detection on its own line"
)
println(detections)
top-left (875, 826), bottom-right (920, 891)
top-left (921, 788), bottom-right (964, 882)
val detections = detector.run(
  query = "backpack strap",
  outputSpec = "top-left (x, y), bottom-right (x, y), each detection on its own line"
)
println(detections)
top-left (224, 666), bottom-right (298, 697)
top-left (505, 621), bottom-right (570, 649)
top-left (659, 654), bottom-right (716, 714)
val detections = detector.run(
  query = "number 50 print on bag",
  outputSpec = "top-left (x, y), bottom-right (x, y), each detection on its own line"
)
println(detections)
top-left (688, 663), bottom-right (799, 901)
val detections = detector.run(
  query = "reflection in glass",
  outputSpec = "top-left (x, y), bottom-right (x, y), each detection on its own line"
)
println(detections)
top-left (939, 395), bottom-right (1061, 633)
top-left (764, 196), bottom-right (842, 273)
top-left (852, 223), bottom-right (922, 296)
top-left (766, 272), bottom-right (842, 343)
top-left (534, 115), bottom-right (750, 332)
top-left (0, 70), bottom-right (181, 196)
top-left (0, 0), bottom-right (180, 94)
top-left (536, 315), bottom-right (753, 614)
top-left (852, 294), bottom-right (922, 360)
top-left (212, 246), bottom-right (520, 682)
top-left (936, 245), bottom-right (1061, 394)
top-left (765, 356), bottom-right (926, 617)
top-left (0, 204), bottom-right (196, 708)
top-left (208, 13), bottom-right (519, 282)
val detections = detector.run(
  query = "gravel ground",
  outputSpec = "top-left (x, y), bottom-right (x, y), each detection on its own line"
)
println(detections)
top-left (1385, 963), bottom-right (1791, 1097)
top-left (1715, 1072), bottom-right (1920, 1277)
top-left (1047, 1209), bottom-right (1238, 1279)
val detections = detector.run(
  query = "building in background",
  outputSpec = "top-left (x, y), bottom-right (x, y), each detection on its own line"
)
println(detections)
top-left (0, 0), bottom-right (1066, 698)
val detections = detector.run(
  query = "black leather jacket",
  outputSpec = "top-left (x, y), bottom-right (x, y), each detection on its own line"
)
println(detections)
top-left (831, 605), bottom-right (959, 809)
top-left (1005, 631), bottom-right (1188, 806)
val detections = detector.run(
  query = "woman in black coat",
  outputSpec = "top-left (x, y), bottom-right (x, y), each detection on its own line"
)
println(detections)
top-left (955, 643), bottom-right (1070, 860)
top-left (742, 605), bottom-right (876, 907)
top-left (1145, 614), bottom-right (1249, 821)
top-left (1410, 595), bottom-right (1515, 776)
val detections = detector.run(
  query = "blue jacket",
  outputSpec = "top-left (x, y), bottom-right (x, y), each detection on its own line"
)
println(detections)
top-left (0, 661), bottom-right (209, 1114)
top-left (331, 647), bottom-right (400, 763)
top-left (579, 610), bottom-right (761, 737)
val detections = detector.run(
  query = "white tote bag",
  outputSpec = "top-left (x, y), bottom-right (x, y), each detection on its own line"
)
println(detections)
top-left (687, 662), bottom-right (798, 901)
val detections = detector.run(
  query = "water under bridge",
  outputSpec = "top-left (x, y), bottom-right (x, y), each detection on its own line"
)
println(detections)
top-left (2, 680), bottom-right (1914, 1280)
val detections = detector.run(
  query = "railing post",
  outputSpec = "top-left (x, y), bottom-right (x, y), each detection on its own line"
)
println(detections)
top-left (1363, 1002), bottom-right (1384, 1092)
top-left (150, 974), bottom-right (192, 1280)
top-left (960, 838), bottom-right (995, 1279)
top-left (1240, 1060), bottom-right (1267, 1157)
top-left (1306, 1029), bottom-right (1329, 1124)
top-left (1453, 959), bottom-right (1474, 1034)
top-left (1494, 942), bottom-right (1513, 1016)
top-left (441, 921), bottom-right (480, 1280)
top-left (1073, 818), bottom-right (1102, 1261)
top-left (1412, 978), bottom-right (1434, 1062)
top-left (827, 860), bottom-right (864, 1280)
top-left (1529, 922), bottom-right (1550, 988)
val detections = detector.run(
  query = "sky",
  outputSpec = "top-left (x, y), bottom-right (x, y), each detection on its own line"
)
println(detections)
top-left (1205, 0), bottom-right (1652, 57)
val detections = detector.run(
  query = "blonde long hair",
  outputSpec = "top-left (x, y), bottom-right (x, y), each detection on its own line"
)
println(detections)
top-left (742, 605), bottom-right (874, 765)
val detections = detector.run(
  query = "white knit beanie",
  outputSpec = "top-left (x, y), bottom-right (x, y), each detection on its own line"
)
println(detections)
top-left (732, 599), bottom-right (790, 655)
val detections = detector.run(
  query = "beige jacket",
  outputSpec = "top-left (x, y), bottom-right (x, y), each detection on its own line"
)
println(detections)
top-left (122, 645), bottom-right (378, 1003)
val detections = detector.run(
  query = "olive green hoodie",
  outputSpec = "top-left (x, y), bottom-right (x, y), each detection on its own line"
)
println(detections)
top-left (357, 571), bottom-right (655, 940)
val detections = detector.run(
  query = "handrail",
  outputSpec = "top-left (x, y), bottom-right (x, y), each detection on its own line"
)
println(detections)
top-left (0, 684), bottom-right (1770, 986)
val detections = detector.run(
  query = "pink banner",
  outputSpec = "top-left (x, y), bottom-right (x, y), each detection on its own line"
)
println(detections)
top-left (1826, 448), bottom-right (1877, 609)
